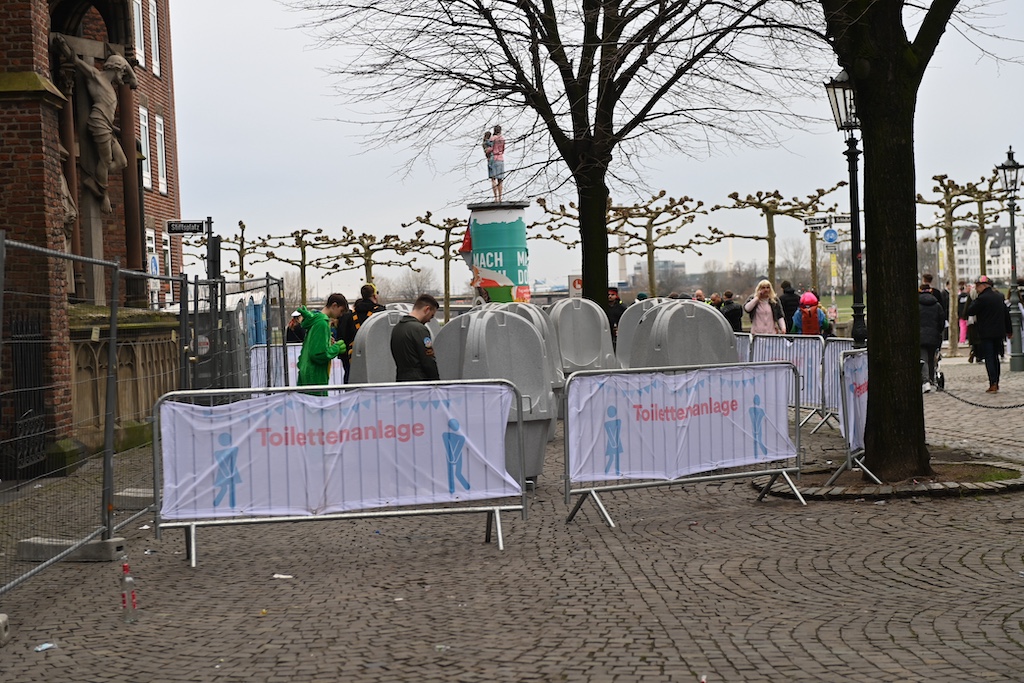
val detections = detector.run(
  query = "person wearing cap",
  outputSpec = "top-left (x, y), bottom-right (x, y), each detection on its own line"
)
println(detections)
top-left (286, 310), bottom-right (305, 343)
top-left (296, 294), bottom-right (349, 395)
top-left (965, 275), bottom-right (1012, 393)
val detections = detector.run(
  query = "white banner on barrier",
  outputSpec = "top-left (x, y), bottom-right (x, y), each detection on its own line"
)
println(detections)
top-left (751, 335), bottom-right (823, 406)
top-left (822, 338), bottom-right (854, 412)
top-left (249, 343), bottom-right (345, 388)
top-left (841, 350), bottom-right (868, 450)
top-left (566, 364), bottom-right (794, 483)
top-left (160, 385), bottom-right (519, 520)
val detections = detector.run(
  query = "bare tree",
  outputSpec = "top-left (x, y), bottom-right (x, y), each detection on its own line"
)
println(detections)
top-left (711, 183), bottom-right (846, 286)
top-left (374, 269), bottom-right (440, 304)
top-left (293, 0), bottom-right (830, 309)
top-left (260, 228), bottom-right (338, 307)
top-left (959, 174), bottom-right (1004, 277)
top-left (702, 259), bottom-right (724, 297)
top-left (779, 238), bottom-right (810, 286)
top-left (610, 192), bottom-right (721, 297)
top-left (820, 0), bottom-right (966, 480)
top-left (324, 226), bottom-right (425, 285)
top-left (401, 212), bottom-right (467, 322)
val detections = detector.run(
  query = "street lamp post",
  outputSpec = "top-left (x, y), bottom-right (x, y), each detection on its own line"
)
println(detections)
top-left (825, 71), bottom-right (867, 348)
top-left (996, 147), bottom-right (1023, 372)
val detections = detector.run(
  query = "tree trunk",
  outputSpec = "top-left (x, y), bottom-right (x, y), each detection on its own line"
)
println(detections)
top-left (859, 81), bottom-right (932, 480)
top-left (944, 224), bottom-right (959, 356)
top-left (576, 174), bottom-right (611, 308)
top-left (976, 205), bottom-right (988, 276)
top-left (809, 231), bottom-right (819, 293)
top-left (765, 213), bottom-right (777, 286)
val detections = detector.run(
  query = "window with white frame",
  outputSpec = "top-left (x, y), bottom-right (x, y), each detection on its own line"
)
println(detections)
top-left (149, 0), bottom-right (161, 77)
top-left (162, 233), bottom-right (171, 276)
top-left (139, 106), bottom-right (152, 189)
top-left (133, 0), bottom-right (145, 68)
top-left (155, 115), bottom-right (167, 194)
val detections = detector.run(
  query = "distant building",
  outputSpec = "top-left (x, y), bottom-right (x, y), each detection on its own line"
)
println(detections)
top-left (954, 225), bottom-right (1023, 283)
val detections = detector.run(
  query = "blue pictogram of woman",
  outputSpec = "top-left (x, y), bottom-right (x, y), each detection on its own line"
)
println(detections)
top-left (442, 418), bottom-right (471, 494)
top-left (749, 395), bottom-right (767, 459)
top-left (604, 405), bottom-right (623, 475)
top-left (213, 432), bottom-right (241, 508)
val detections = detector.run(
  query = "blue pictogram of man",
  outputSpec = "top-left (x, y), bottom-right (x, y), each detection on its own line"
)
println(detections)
top-left (213, 432), bottom-right (241, 508)
top-left (442, 418), bottom-right (471, 494)
top-left (604, 405), bottom-right (623, 475)
top-left (749, 394), bottom-right (767, 459)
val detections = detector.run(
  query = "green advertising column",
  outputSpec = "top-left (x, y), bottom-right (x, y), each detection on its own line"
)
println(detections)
top-left (465, 201), bottom-right (531, 303)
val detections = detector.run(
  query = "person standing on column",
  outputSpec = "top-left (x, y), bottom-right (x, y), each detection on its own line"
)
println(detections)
top-left (54, 36), bottom-right (137, 214)
top-left (391, 295), bottom-right (440, 382)
top-left (296, 294), bottom-right (348, 395)
top-left (965, 275), bottom-right (1011, 393)
top-left (490, 125), bottom-right (506, 203)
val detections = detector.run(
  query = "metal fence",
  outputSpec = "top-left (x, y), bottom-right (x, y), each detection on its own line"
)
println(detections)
top-left (0, 230), bottom-right (286, 602)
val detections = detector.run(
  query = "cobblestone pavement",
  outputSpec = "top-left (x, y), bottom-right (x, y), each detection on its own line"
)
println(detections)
top-left (1, 362), bottom-right (1023, 682)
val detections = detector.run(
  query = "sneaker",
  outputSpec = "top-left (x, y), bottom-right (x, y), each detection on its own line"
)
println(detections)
top-left (922, 382), bottom-right (932, 393)
top-left (986, 384), bottom-right (999, 393)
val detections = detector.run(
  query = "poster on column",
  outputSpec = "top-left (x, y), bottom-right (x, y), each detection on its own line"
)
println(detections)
top-left (160, 385), bottom-right (519, 520)
top-left (566, 364), bottom-right (795, 483)
top-left (841, 350), bottom-right (868, 450)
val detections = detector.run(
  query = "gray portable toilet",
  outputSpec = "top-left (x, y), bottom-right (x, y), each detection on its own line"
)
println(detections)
top-left (547, 297), bottom-right (617, 374)
top-left (460, 309), bottom-right (554, 483)
top-left (433, 309), bottom-right (484, 381)
top-left (629, 300), bottom-right (736, 368)
top-left (386, 302), bottom-right (412, 313)
top-left (615, 297), bottom-right (671, 369)
top-left (502, 302), bottom-right (564, 391)
top-left (350, 309), bottom-right (443, 383)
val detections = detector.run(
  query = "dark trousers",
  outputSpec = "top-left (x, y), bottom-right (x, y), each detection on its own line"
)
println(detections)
top-left (977, 338), bottom-right (1002, 387)
top-left (919, 345), bottom-right (938, 383)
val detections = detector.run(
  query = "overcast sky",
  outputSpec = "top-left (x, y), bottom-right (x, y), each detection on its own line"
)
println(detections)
top-left (169, 1), bottom-right (1024, 296)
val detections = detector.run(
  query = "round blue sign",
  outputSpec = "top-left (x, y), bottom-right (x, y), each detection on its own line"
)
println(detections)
top-left (150, 255), bottom-right (160, 275)
top-left (822, 228), bottom-right (839, 244)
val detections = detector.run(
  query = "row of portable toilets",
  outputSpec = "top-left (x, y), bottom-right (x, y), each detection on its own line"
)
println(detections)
top-left (345, 297), bottom-right (739, 482)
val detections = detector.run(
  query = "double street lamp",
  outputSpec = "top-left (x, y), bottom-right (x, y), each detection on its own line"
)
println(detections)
top-left (825, 70), bottom-right (867, 348)
top-left (995, 147), bottom-right (1023, 372)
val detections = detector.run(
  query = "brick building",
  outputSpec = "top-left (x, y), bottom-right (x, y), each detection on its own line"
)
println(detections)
top-left (0, 0), bottom-right (182, 467)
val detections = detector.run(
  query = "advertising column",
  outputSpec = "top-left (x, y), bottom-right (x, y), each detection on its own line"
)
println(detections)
top-left (466, 201), bottom-right (531, 303)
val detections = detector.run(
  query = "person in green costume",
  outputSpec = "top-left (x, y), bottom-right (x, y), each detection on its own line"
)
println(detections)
top-left (296, 293), bottom-right (348, 395)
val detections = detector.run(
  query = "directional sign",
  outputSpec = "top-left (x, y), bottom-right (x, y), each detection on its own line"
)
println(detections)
top-left (822, 228), bottom-right (839, 244)
top-left (166, 219), bottom-right (206, 234)
top-left (803, 216), bottom-right (830, 229)
top-left (833, 214), bottom-right (852, 223)
top-left (824, 244), bottom-right (839, 253)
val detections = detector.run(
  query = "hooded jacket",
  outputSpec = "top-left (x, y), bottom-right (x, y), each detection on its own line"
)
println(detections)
top-left (341, 297), bottom-right (387, 356)
top-left (296, 306), bottom-right (346, 393)
top-left (918, 290), bottom-right (945, 348)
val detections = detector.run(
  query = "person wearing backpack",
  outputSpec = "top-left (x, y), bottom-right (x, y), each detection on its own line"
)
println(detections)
top-left (791, 291), bottom-right (828, 336)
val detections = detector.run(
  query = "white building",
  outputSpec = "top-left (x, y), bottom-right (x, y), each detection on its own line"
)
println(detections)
top-left (954, 225), bottom-right (1024, 284)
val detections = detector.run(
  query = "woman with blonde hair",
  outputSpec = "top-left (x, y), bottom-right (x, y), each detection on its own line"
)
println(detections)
top-left (743, 279), bottom-right (787, 334)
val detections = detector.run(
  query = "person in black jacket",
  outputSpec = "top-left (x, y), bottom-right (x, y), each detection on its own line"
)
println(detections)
top-left (606, 287), bottom-right (627, 342)
top-left (720, 290), bottom-right (744, 332)
top-left (391, 294), bottom-right (440, 382)
top-left (778, 281), bottom-right (800, 333)
top-left (966, 275), bottom-right (1012, 393)
top-left (340, 283), bottom-right (386, 382)
top-left (918, 284), bottom-right (945, 392)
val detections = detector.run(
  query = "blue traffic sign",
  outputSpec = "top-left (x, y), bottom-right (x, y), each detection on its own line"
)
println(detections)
top-left (822, 228), bottom-right (839, 244)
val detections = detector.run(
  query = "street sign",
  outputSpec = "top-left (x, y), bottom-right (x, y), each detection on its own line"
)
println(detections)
top-left (833, 214), bottom-right (852, 223)
top-left (803, 216), bottom-right (830, 229)
top-left (824, 244), bottom-right (839, 253)
top-left (166, 219), bottom-right (206, 234)
top-left (569, 274), bottom-right (583, 298)
top-left (822, 228), bottom-right (839, 244)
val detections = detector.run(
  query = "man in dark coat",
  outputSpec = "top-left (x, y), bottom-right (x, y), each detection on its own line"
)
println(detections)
top-left (720, 290), bottom-right (744, 332)
top-left (918, 283), bottom-right (945, 392)
top-left (778, 281), bottom-right (800, 333)
top-left (606, 287), bottom-right (627, 341)
top-left (391, 294), bottom-right (440, 382)
top-left (966, 275), bottom-right (1012, 393)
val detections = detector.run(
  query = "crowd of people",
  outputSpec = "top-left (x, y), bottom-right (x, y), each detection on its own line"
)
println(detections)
top-left (289, 283), bottom-right (441, 390)
top-left (607, 279), bottom-right (835, 340)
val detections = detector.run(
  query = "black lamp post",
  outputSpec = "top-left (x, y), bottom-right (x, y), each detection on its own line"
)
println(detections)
top-left (825, 70), bottom-right (867, 348)
top-left (996, 147), bottom-right (1023, 372)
